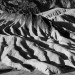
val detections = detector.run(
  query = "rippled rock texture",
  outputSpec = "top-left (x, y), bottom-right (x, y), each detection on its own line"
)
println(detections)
top-left (0, 7), bottom-right (75, 75)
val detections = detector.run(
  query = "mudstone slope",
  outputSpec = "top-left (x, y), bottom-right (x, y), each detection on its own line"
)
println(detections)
top-left (0, 7), bottom-right (75, 75)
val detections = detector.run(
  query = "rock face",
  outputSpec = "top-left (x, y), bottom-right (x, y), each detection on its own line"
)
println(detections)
top-left (1, 0), bottom-right (75, 14)
top-left (1, 8), bottom-right (75, 75)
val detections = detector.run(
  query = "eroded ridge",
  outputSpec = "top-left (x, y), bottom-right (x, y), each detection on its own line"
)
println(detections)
top-left (0, 9), bottom-right (75, 75)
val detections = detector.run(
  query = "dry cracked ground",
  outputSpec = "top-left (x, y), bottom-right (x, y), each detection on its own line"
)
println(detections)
top-left (1, 0), bottom-right (75, 75)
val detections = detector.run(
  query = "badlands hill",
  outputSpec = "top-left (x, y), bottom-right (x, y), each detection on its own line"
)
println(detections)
top-left (0, 0), bottom-right (75, 75)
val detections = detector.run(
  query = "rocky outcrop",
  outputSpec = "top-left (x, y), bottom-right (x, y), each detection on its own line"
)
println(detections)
top-left (1, 0), bottom-right (75, 14)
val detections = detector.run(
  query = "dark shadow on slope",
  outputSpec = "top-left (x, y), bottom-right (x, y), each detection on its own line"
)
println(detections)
top-left (39, 46), bottom-right (65, 66)
top-left (43, 49), bottom-right (65, 66)
top-left (25, 36), bottom-right (69, 60)
top-left (52, 22), bottom-right (70, 39)
top-left (0, 68), bottom-right (13, 74)
top-left (32, 13), bottom-right (38, 36)
top-left (26, 37), bottom-right (49, 48)
top-left (0, 21), bottom-right (13, 30)
top-left (71, 56), bottom-right (75, 66)
top-left (7, 55), bottom-right (35, 72)
top-left (43, 54), bottom-right (75, 74)
top-left (21, 27), bottom-right (28, 37)
top-left (70, 38), bottom-right (75, 43)
top-left (52, 39), bottom-right (73, 50)
top-left (2, 36), bottom-right (75, 74)
top-left (32, 26), bottom-right (38, 36)
top-left (0, 19), bottom-right (5, 23)
top-left (14, 37), bottom-right (40, 61)
top-left (0, 21), bottom-right (13, 34)
top-left (31, 0), bottom-right (51, 12)
top-left (14, 38), bottom-right (31, 59)
top-left (40, 37), bottom-right (48, 41)
top-left (12, 22), bottom-right (21, 35)
top-left (61, 14), bottom-right (75, 23)
top-left (59, 42), bottom-right (75, 51)
top-left (55, 0), bottom-right (63, 8)
top-left (7, 54), bottom-right (23, 64)
top-left (4, 25), bottom-right (14, 35)
top-left (32, 14), bottom-right (50, 39)
top-left (22, 64), bottom-right (35, 72)
top-left (21, 22), bottom-right (34, 38)
top-left (42, 16), bottom-right (51, 28)
top-left (53, 21), bottom-right (75, 32)
top-left (0, 37), bottom-right (8, 61)
top-left (59, 43), bottom-right (72, 49)
top-left (39, 28), bottom-right (48, 39)
top-left (59, 65), bottom-right (75, 73)
top-left (13, 35), bottom-right (69, 61)
top-left (21, 41), bottom-right (41, 61)
top-left (0, 21), bottom-right (14, 35)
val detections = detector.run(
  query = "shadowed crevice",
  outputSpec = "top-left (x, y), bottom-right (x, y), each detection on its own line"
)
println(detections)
top-left (0, 68), bottom-right (13, 74)
top-left (61, 14), bottom-right (75, 24)
top-left (7, 55), bottom-right (35, 72)
top-left (12, 22), bottom-right (21, 35)
top-left (14, 38), bottom-right (31, 59)
top-left (0, 37), bottom-right (8, 61)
